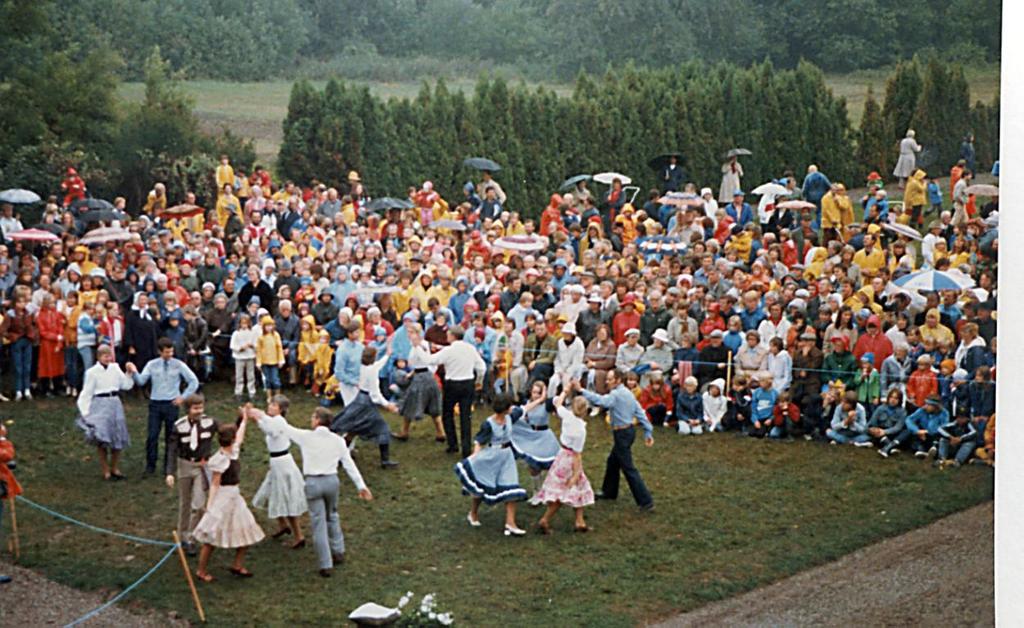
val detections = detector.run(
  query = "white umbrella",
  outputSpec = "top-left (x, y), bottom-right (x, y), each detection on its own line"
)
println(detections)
top-left (593, 172), bottom-right (631, 185)
top-left (751, 182), bottom-right (789, 197)
top-left (351, 285), bottom-right (402, 296)
top-left (492, 235), bottom-right (549, 252)
top-left (964, 184), bottom-right (998, 197)
top-left (882, 222), bottom-right (923, 241)
top-left (0, 189), bottom-right (41, 204)
top-left (80, 227), bottom-right (133, 246)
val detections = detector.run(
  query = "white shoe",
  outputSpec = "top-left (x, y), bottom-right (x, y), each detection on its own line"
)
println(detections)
top-left (854, 441), bottom-right (873, 448)
top-left (24, 390), bottom-right (32, 400)
top-left (878, 449), bottom-right (889, 459)
top-left (528, 494), bottom-right (543, 507)
top-left (589, 407), bottom-right (600, 417)
top-left (829, 440), bottom-right (838, 446)
top-left (503, 524), bottom-right (526, 536)
top-left (14, 391), bottom-right (22, 401)
top-left (466, 514), bottom-right (481, 528)
top-left (0, 393), bottom-right (8, 402)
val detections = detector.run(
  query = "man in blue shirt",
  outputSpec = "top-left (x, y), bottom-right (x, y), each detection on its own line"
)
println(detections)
top-left (576, 370), bottom-right (655, 511)
top-left (129, 337), bottom-right (199, 476)
top-left (725, 191), bottom-right (753, 227)
top-left (334, 323), bottom-right (364, 406)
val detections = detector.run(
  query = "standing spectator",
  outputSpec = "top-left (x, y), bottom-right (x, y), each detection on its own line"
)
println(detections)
top-left (35, 294), bottom-right (66, 396)
top-left (892, 129), bottom-right (922, 189)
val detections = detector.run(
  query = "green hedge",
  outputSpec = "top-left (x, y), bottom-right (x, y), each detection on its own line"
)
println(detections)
top-left (277, 61), bottom-right (857, 215)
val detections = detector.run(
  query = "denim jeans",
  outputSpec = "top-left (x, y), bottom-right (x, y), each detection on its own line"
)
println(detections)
top-left (826, 429), bottom-right (870, 444)
top-left (261, 365), bottom-right (281, 390)
top-left (79, 345), bottom-right (94, 375)
top-left (146, 400), bottom-right (179, 474)
top-left (11, 338), bottom-right (32, 393)
top-left (938, 438), bottom-right (976, 464)
top-left (64, 347), bottom-right (81, 389)
top-left (602, 426), bottom-right (653, 507)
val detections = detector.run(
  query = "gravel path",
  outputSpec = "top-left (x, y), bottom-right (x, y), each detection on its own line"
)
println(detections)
top-left (657, 502), bottom-right (993, 628)
top-left (0, 559), bottom-right (187, 627)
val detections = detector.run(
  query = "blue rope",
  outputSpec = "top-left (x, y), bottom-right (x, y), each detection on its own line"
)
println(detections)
top-left (63, 544), bottom-right (178, 628)
top-left (16, 496), bottom-right (176, 547)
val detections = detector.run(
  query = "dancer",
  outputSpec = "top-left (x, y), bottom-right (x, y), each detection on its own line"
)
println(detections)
top-left (75, 345), bottom-right (135, 480)
top-left (510, 381), bottom-right (560, 505)
top-left (167, 394), bottom-right (219, 556)
top-left (247, 406), bottom-right (372, 578)
top-left (0, 422), bottom-right (21, 584)
top-left (535, 390), bottom-right (594, 533)
top-left (428, 325), bottom-right (486, 456)
top-left (576, 370), bottom-right (655, 511)
top-left (251, 394), bottom-right (307, 548)
top-left (331, 346), bottom-right (400, 469)
top-left (392, 322), bottom-right (444, 442)
top-left (334, 323), bottom-right (364, 406)
top-left (193, 417), bottom-right (265, 582)
top-left (454, 394), bottom-right (528, 536)
top-left (130, 337), bottom-right (200, 476)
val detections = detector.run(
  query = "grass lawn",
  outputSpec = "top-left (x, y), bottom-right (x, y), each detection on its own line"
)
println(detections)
top-left (5, 382), bottom-right (992, 626)
top-left (117, 66), bottom-right (1000, 165)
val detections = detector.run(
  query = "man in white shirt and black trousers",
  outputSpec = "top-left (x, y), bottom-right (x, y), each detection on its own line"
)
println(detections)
top-left (247, 405), bottom-right (372, 577)
top-left (427, 325), bottom-right (486, 457)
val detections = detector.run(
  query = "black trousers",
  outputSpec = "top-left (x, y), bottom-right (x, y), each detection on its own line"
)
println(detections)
top-left (442, 379), bottom-right (475, 457)
top-left (601, 426), bottom-right (653, 507)
top-left (146, 400), bottom-right (178, 474)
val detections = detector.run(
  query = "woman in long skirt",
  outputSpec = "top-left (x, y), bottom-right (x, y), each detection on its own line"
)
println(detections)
top-left (536, 391), bottom-right (594, 533)
top-left (194, 418), bottom-right (265, 582)
top-left (250, 395), bottom-right (307, 549)
top-left (454, 394), bottom-right (527, 536)
top-left (509, 381), bottom-right (561, 505)
top-left (392, 323), bottom-right (444, 442)
top-left (331, 346), bottom-right (399, 468)
top-left (893, 129), bottom-right (922, 188)
top-left (75, 345), bottom-right (134, 480)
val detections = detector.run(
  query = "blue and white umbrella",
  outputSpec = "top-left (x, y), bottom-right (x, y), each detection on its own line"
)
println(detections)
top-left (0, 189), bottom-right (41, 204)
top-left (893, 269), bottom-right (975, 292)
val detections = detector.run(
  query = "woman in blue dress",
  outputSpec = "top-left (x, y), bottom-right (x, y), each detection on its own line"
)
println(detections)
top-left (454, 394), bottom-right (528, 536)
top-left (510, 381), bottom-right (561, 505)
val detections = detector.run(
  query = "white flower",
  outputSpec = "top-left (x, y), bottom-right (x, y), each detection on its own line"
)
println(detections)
top-left (438, 613), bottom-right (454, 626)
top-left (407, 591), bottom-right (414, 598)
top-left (428, 612), bottom-right (437, 620)
top-left (398, 596), bottom-right (410, 609)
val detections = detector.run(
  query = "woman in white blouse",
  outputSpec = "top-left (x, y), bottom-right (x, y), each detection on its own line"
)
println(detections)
top-left (75, 345), bottom-right (135, 480)
top-left (251, 394), bottom-right (308, 548)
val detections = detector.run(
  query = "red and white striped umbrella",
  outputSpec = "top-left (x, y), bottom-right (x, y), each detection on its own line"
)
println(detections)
top-left (776, 199), bottom-right (816, 210)
top-left (80, 227), bottom-right (133, 246)
top-left (492, 235), bottom-right (549, 252)
top-left (6, 228), bottom-right (60, 243)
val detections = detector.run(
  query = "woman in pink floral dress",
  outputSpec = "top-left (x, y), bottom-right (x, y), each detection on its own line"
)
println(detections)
top-left (535, 392), bottom-right (594, 533)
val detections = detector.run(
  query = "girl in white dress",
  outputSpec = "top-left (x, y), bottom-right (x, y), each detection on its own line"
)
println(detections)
top-left (251, 395), bottom-right (308, 549)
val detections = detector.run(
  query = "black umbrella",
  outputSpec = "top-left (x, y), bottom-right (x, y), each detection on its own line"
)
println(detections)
top-left (365, 197), bottom-right (413, 212)
top-left (79, 209), bottom-right (128, 223)
top-left (723, 148), bottom-right (752, 159)
top-left (31, 223), bottom-right (65, 235)
top-left (70, 198), bottom-right (114, 212)
top-left (559, 174), bottom-right (592, 191)
top-left (647, 152), bottom-right (684, 171)
top-left (462, 157), bottom-right (502, 172)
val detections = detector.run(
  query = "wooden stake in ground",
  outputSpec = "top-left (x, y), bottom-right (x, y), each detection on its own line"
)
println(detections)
top-left (172, 530), bottom-right (206, 623)
top-left (726, 350), bottom-right (733, 392)
top-left (8, 496), bottom-right (19, 561)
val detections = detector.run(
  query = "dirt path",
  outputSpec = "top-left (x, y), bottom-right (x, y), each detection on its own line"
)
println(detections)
top-left (658, 502), bottom-right (993, 627)
top-left (0, 559), bottom-right (186, 627)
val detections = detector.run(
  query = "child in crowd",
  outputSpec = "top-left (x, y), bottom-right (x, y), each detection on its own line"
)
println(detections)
top-left (230, 314), bottom-right (259, 401)
top-left (766, 337), bottom-right (791, 392)
top-left (973, 414), bottom-right (995, 467)
top-left (297, 315), bottom-right (318, 389)
top-left (936, 406), bottom-right (977, 468)
top-left (906, 354), bottom-right (937, 411)
top-left (255, 315), bottom-right (285, 402)
top-left (311, 329), bottom-right (334, 396)
top-left (702, 378), bottom-right (727, 432)
top-left (749, 375), bottom-right (778, 437)
top-left (723, 374), bottom-right (752, 431)
top-left (870, 389), bottom-right (908, 456)
top-left (768, 391), bottom-right (800, 439)
top-left (936, 358), bottom-right (957, 410)
top-left (638, 370), bottom-right (673, 427)
top-left (969, 365), bottom-right (995, 439)
top-left (853, 352), bottom-right (880, 415)
top-left (826, 391), bottom-right (869, 446)
top-left (675, 376), bottom-right (704, 435)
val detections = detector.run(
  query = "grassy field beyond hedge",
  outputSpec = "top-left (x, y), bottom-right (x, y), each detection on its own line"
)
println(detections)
top-left (4, 382), bottom-right (992, 626)
top-left (118, 67), bottom-right (999, 166)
